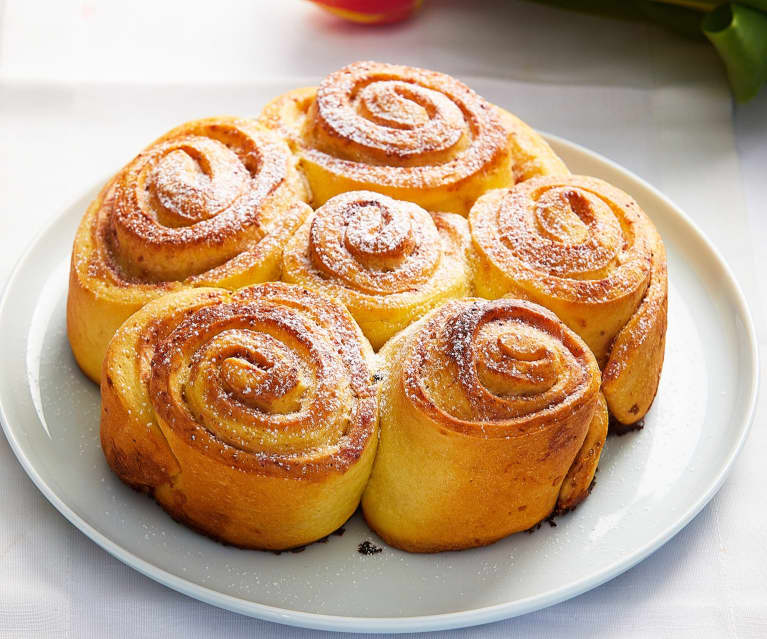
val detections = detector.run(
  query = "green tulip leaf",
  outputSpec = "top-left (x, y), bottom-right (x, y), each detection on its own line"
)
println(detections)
top-left (703, 3), bottom-right (767, 101)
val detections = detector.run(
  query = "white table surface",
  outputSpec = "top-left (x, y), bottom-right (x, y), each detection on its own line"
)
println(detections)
top-left (0, 1), bottom-right (765, 637)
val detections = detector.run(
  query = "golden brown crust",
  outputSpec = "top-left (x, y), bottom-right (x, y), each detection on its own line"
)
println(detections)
top-left (361, 297), bottom-right (601, 552)
top-left (556, 392), bottom-right (608, 512)
top-left (100, 282), bottom-right (378, 550)
top-left (282, 190), bottom-right (473, 349)
top-left (602, 230), bottom-right (668, 423)
top-left (469, 175), bottom-right (668, 424)
top-left (88, 64), bottom-right (667, 554)
top-left (258, 61), bottom-right (567, 214)
top-left (68, 117), bottom-right (310, 382)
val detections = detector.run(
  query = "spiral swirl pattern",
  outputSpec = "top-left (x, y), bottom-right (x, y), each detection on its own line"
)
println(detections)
top-left (282, 191), bottom-right (472, 349)
top-left (310, 70), bottom-right (480, 167)
top-left (472, 176), bottom-right (651, 300)
top-left (307, 61), bottom-right (506, 174)
top-left (471, 176), bottom-right (662, 361)
top-left (361, 296), bottom-right (602, 551)
top-left (402, 298), bottom-right (600, 436)
top-left (470, 175), bottom-right (667, 424)
top-left (308, 191), bottom-right (440, 294)
top-left (106, 117), bottom-right (307, 283)
top-left (68, 117), bottom-right (310, 383)
top-left (259, 61), bottom-right (542, 214)
top-left (144, 283), bottom-right (376, 469)
top-left (101, 283), bottom-right (378, 549)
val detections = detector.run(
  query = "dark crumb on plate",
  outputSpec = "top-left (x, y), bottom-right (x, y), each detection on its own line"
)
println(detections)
top-left (553, 469), bottom-right (599, 518)
top-left (528, 511), bottom-right (559, 530)
top-left (608, 415), bottom-right (645, 436)
top-left (524, 521), bottom-right (543, 534)
top-left (358, 540), bottom-right (383, 555)
top-left (269, 525), bottom-right (346, 554)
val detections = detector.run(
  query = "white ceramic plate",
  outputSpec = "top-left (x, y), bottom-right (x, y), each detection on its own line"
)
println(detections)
top-left (0, 136), bottom-right (757, 633)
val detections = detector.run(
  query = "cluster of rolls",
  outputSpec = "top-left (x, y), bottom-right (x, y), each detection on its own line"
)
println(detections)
top-left (68, 61), bottom-right (667, 553)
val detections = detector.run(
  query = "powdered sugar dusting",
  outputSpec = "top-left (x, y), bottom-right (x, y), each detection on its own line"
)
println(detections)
top-left (398, 297), bottom-right (599, 437)
top-left (107, 283), bottom-right (378, 476)
top-left (303, 61), bottom-right (509, 191)
top-left (307, 191), bottom-right (440, 295)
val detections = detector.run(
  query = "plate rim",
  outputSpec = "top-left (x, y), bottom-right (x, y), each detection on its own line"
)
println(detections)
top-left (0, 133), bottom-right (759, 634)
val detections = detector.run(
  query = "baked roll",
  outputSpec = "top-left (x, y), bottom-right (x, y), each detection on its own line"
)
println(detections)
top-left (361, 297), bottom-right (606, 552)
top-left (100, 282), bottom-right (378, 550)
top-left (67, 117), bottom-right (310, 383)
top-left (282, 190), bottom-right (473, 349)
top-left (470, 176), bottom-right (667, 424)
top-left (258, 60), bottom-right (567, 214)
